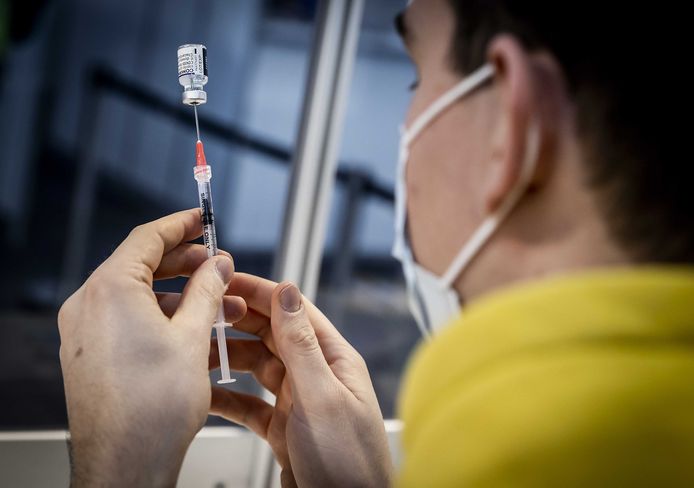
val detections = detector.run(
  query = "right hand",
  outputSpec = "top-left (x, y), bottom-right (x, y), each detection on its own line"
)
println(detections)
top-left (209, 274), bottom-right (393, 487)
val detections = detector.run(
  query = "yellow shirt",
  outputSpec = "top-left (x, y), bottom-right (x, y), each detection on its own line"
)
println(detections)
top-left (397, 267), bottom-right (694, 487)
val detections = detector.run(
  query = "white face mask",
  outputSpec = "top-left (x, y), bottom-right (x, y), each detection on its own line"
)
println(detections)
top-left (392, 63), bottom-right (540, 336)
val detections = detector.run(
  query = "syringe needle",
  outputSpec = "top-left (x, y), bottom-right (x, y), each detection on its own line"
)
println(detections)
top-left (194, 104), bottom-right (201, 142)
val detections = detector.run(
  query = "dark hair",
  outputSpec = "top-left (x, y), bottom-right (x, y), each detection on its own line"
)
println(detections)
top-left (448, 1), bottom-right (691, 263)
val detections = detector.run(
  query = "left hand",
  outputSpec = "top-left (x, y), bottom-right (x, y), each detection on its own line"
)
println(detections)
top-left (58, 209), bottom-right (246, 487)
top-left (206, 275), bottom-right (393, 487)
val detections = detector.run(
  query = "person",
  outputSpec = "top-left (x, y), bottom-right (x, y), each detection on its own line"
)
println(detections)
top-left (58, 0), bottom-right (694, 486)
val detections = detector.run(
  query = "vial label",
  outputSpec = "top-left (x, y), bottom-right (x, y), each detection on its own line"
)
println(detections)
top-left (177, 45), bottom-right (208, 78)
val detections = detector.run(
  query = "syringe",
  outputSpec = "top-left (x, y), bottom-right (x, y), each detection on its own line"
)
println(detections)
top-left (178, 42), bottom-right (233, 384)
top-left (193, 139), bottom-right (235, 385)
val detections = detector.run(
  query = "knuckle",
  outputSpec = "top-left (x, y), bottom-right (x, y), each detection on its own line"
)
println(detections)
top-left (283, 321), bottom-right (320, 355)
top-left (82, 270), bottom-right (118, 302)
top-left (352, 351), bottom-right (369, 372)
top-left (57, 298), bottom-right (74, 332)
top-left (57, 309), bottom-right (73, 339)
top-left (157, 218), bottom-right (177, 242)
top-left (335, 342), bottom-right (367, 372)
top-left (58, 345), bottom-right (69, 367)
top-left (83, 273), bottom-right (105, 296)
top-left (128, 223), bottom-right (147, 238)
top-left (57, 285), bottom-right (87, 337)
top-left (129, 261), bottom-right (152, 283)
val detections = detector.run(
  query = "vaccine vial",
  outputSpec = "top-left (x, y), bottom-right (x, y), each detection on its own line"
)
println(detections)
top-left (177, 44), bottom-right (208, 105)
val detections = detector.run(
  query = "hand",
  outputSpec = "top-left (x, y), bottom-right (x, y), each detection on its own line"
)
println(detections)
top-left (207, 274), bottom-right (393, 487)
top-left (58, 209), bottom-right (246, 487)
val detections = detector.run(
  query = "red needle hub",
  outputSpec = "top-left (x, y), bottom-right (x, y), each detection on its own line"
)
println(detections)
top-left (196, 140), bottom-right (207, 167)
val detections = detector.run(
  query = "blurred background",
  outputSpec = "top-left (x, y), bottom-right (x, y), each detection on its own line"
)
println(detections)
top-left (0, 0), bottom-right (421, 433)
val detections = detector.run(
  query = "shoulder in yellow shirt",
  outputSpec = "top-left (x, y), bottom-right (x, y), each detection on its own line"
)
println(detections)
top-left (398, 266), bottom-right (694, 487)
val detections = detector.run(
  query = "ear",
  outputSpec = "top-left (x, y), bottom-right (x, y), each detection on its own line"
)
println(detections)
top-left (484, 34), bottom-right (557, 211)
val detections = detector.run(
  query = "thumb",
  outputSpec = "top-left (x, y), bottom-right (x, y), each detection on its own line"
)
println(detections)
top-left (271, 282), bottom-right (336, 400)
top-left (173, 255), bottom-right (233, 331)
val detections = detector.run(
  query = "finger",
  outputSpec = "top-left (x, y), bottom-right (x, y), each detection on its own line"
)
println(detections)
top-left (230, 273), bottom-right (348, 350)
top-left (228, 274), bottom-right (356, 372)
top-left (267, 377), bottom-right (292, 460)
top-left (209, 339), bottom-right (285, 394)
top-left (154, 243), bottom-right (231, 280)
top-left (231, 276), bottom-right (371, 403)
top-left (226, 272), bottom-right (277, 317)
top-left (107, 209), bottom-right (202, 284)
top-left (172, 255), bottom-right (234, 332)
top-left (231, 308), bottom-right (278, 355)
top-left (156, 292), bottom-right (247, 322)
top-left (210, 387), bottom-right (273, 439)
top-left (271, 282), bottom-right (337, 401)
top-left (280, 469), bottom-right (299, 488)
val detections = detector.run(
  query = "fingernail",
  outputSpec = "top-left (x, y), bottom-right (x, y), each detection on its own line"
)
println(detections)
top-left (279, 284), bottom-right (302, 313)
top-left (215, 257), bottom-right (234, 283)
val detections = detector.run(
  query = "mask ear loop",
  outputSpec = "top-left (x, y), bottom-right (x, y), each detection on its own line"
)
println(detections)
top-left (440, 123), bottom-right (541, 288)
top-left (403, 64), bottom-right (495, 147)
top-left (394, 66), bottom-right (493, 261)
top-left (394, 63), bottom-right (496, 337)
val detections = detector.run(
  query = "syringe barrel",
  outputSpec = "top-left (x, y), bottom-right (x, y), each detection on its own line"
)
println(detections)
top-left (193, 166), bottom-right (218, 259)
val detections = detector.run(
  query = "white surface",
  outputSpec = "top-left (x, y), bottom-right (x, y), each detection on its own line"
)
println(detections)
top-left (0, 427), bottom-right (254, 488)
top-left (0, 422), bottom-right (402, 487)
